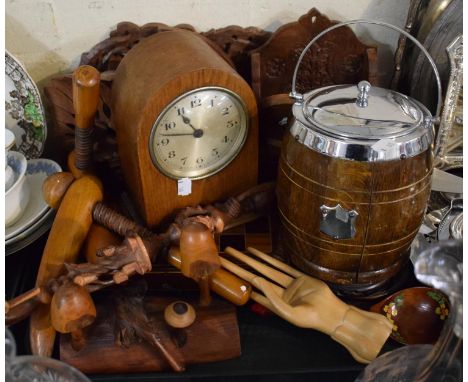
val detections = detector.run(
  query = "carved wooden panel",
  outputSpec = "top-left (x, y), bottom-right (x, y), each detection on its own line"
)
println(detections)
top-left (250, 8), bottom-right (378, 182)
top-left (79, 22), bottom-right (195, 72)
top-left (251, 8), bottom-right (377, 100)
top-left (203, 26), bottom-right (271, 84)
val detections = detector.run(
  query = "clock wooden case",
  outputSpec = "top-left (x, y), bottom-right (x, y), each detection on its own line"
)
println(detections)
top-left (112, 29), bottom-right (258, 228)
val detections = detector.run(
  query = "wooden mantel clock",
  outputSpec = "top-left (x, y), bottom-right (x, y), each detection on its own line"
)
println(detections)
top-left (112, 29), bottom-right (258, 228)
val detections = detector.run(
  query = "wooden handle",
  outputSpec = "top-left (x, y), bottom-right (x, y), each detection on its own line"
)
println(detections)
top-left (6, 287), bottom-right (51, 326)
top-left (73, 65), bottom-right (100, 129)
top-left (30, 175), bottom-right (103, 357)
top-left (146, 332), bottom-right (185, 372)
top-left (260, 93), bottom-right (295, 108)
top-left (73, 65), bottom-right (100, 170)
top-left (168, 247), bottom-right (251, 306)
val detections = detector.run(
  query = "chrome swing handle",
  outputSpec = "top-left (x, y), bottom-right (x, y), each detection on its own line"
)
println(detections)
top-left (289, 19), bottom-right (442, 123)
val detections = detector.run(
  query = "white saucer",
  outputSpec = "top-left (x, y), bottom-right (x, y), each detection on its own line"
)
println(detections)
top-left (5, 158), bottom-right (61, 240)
top-left (6, 207), bottom-right (55, 248)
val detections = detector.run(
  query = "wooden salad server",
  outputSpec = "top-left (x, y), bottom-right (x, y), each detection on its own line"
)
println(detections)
top-left (220, 246), bottom-right (393, 364)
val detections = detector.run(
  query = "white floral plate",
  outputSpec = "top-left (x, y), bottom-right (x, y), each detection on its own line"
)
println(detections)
top-left (5, 158), bottom-right (61, 241)
top-left (5, 51), bottom-right (47, 159)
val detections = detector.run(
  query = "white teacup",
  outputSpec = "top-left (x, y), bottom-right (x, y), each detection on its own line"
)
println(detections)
top-left (5, 151), bottom-right (30, 227)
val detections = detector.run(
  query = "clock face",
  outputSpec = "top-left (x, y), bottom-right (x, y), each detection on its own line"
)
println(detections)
top-left (149, 87), bottom-right (249, 180)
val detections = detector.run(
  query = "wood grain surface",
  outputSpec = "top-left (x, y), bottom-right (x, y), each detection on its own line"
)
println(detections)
top-left (112, 29), bottom-right (258, 228)
top-left (276, 132), bottom-right (432, 285)
top-left (60, 296), bottom-right (241, 374)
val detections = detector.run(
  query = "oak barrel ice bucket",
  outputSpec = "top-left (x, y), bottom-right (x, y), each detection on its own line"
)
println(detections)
top-left (277, 20), bottom-right (443, 290)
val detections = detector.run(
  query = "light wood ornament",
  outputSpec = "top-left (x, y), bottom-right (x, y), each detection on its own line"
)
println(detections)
top-left (30, 175), bottom-right (103, 357)
top-left (221, 246), bottom-right (393, 364)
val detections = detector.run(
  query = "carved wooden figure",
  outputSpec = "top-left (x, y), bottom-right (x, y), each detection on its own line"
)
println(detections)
top-left (10, 180), bottom-right (272, 353)
top-left (6, 233), bottom-right (153, 328)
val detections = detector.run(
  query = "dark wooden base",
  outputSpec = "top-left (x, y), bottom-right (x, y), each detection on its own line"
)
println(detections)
top-left (60, 296), bottom-right (241, 374)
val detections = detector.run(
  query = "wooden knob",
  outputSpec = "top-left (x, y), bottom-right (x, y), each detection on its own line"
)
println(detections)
top-left (164, 301), bottom-right (196, 329)
top-left (42, 172), bottom-right (75, 209)
top-left (50, 283), bottom-right (96, 334)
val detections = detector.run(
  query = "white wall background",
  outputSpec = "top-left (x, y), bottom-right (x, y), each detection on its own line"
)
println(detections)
top-left (6, 0), bottom-right (410, 88)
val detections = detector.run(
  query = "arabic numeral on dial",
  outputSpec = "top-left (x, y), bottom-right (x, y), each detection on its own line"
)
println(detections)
top-left (160, 138), bottom-right (170, 146)
top-left (191, 98), bottom-right (201, 108)
top-left (226, 120), bottom-right (238, 128)
top-left (164, 122), bottom-right (176, 130)
top-left (181, 157), bottom-right (188, 165)
top-left (222, 135), bottom-right (229, 143)
top-left (168, 151), bottom-right (176, 159)
top-left (210, 99), bottom-right (215, 107)
top-left (221, 107), bottom-right (229, 115)
top-left (212, 148), bottom-right (219, 156)
top-left (177, 107), bottom-right (185, 115)
top-left (196, 157), bottom-right (204, 165)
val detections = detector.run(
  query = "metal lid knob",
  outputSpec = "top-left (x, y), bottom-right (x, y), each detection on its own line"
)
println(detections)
top-left (356, 81), bottom-right (371, 108)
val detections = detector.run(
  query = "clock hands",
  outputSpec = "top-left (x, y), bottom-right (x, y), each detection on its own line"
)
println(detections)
top-left (181, 114), bottom-right (198, 132)
top-left (160, 133), bottom-right (195, 137)
top-left (178, 114), bottom-right (204, 138)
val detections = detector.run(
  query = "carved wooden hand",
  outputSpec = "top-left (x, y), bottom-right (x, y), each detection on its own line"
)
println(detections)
top-left (221, 247), bottom-right (392, 364)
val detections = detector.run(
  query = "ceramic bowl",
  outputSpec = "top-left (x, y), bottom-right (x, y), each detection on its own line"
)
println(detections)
top-left (5, 151), bottom-right (30, 226)
top-left (6, 158), bottom-right (61, 241)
